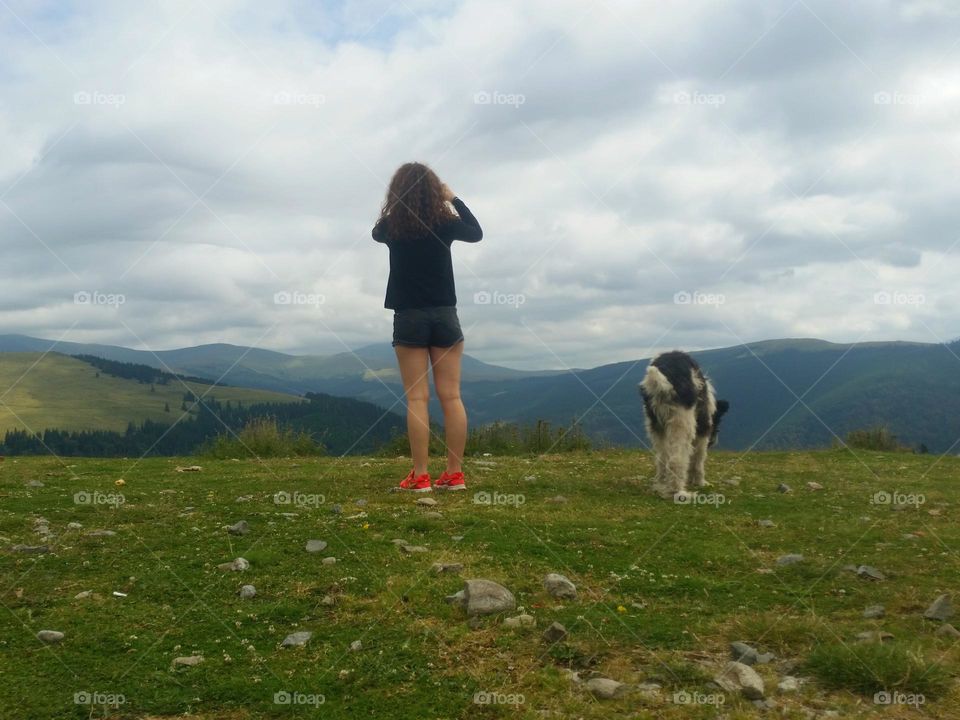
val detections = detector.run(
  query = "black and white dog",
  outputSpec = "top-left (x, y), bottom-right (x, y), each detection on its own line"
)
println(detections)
top-left (639, 351), bottom-right (729, 499)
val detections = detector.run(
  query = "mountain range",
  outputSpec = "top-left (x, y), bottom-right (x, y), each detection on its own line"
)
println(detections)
top-left (1, 334), bottom-right (958, 453)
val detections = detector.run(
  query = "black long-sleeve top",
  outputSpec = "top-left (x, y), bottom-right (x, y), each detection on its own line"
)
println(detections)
top-left (373, 198), bottom-right (483, 310)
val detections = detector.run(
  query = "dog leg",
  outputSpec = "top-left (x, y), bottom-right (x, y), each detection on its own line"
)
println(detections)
top-left (650, 434), bottom-right (671, 498)
top-left (687, 436), bottom-right (709, 489)
top-left (664, 420), bottom-right (696, 498)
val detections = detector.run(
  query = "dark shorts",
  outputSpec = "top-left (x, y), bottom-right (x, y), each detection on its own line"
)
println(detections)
top-left (392, 306), bottom-right (464, 348)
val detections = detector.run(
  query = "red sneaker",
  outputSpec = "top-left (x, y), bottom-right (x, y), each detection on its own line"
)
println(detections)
top-left (399, 470), bottom-right (432, 492)
top-left (436, 471), bottom-right (466, 491)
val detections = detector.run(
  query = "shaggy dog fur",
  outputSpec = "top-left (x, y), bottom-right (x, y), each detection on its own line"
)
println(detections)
top-left (639, 351), bottom-right (729, 499)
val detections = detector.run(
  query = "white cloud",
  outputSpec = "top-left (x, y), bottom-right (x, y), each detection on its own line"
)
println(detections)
top-left (0, 0), bottom-right (958, 369)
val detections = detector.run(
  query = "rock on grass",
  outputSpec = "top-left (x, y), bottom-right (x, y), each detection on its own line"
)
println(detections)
top-left (281, 631), bottom-right (312, 647)
top-left (924, 594), bottom-right (953, 622)
top-left (714, 661), bottom-right (764, 699)
top-left (305, 540), bottom-right (327, 553)
top-left (446, 579), bottom-right (515, 616)
top-left (543, 573), bottom-right (577, 600)
top-left (586, 677), bottom-right (627, 699)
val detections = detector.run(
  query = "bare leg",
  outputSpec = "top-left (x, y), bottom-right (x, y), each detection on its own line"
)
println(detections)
top-left (430, 341), bottom-right (465, 474)
top-left (688, 436), bottom-right (709, 489)
top-left (394, 346), bottom-right (431, 476)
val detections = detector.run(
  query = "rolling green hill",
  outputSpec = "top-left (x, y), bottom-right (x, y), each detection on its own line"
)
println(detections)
top-left (0, 352), bottom-right (303, 435)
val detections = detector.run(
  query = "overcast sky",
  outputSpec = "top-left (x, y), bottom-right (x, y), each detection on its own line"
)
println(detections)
top-left (1, 0), bottom-right (958, 370)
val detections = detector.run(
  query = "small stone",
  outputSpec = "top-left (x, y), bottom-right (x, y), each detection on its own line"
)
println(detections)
top-left (354, 499), bottom-right (367, 507)
top-left (27, 480), bottom-right (44, 488)
top-left (306, 540), bottom-right (328, 553)
top-left (37, 630), bottom-right (64, 644)
top-left (67, 522), bottom-right (82, 530)
top-left (542, 622), bottom-right (568, 643)
top-left (227, 520), bottom-right (250, 536)
top-left (544, 573), bottom-right (578, 600)
top-left (331, 504), bottom-right (343, 515)
top-left (807, 481), bottom-right (823, 491)
top-left (10, 544), bottom-right (49, 554)
top-left (777, 483), bottom-right (791, 493)
top-left (451, 535), bottom-right (464, 541)
top-left (239, 585), bottom-right (256, 599)
top-left (863, 604), bottom-right (885, 619)
top-left (84, 530), bottom-right (116, 537)
top-left (172, 655), bottom-right (203, 666)
top-left (281, 631), bottom-right (312, 647)
top-left (546, 495), bottom-right (568, 504)
top-left (423, 511), bottom-right (443, 520)
top-left (856, 565), bottom-right (886, 581)
top-left (934, 623), bottom-right (960, 638)
top-left (722, 476), bottom-right (741, 487)
top-left (391, 538), bottom-right (408, 546)
top-left (757, 519), bottom-right (775, 528)
top-left (218, 557), bottom-right (249, 571)
top-left (74, 591), bottom-right (93, 599)
top-left (586, 677), bottom-right (628, 699)
top-left (730, 641), bottom-right (774, 665)
top-left (924, 594), bottom-right (953, 621)
top-left (416, 497), bottom-right (437, 506)
top-left (321, 594), bottom-right (336, 606)
top-left (431, 562), bottom-right (464, 574)
top-left (401, 545), bottom-right (428, 554)
top-left (777, 676), bottom-right (799, 692)
top-left (321, 557), bottom-right (337, 565)
top-left (776, 554), bottom-right (804, 566)
top-left (856, 630), bottom-right (894, 643)
top-left (714, 661), bottom-right (765, 699)
top-left (349, 640), bottom-right (362, 652)
top-left (503, 614), bottom-right (536, 629)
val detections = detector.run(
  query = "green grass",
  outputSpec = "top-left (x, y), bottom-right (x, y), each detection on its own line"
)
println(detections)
top-left (0, 353), bottom-right (302, 434)
top-left (0, 449), bottom-right (958, 718)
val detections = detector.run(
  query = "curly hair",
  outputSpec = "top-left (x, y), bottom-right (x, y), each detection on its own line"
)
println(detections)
top-left (378, 162), bottom-right (455, 241)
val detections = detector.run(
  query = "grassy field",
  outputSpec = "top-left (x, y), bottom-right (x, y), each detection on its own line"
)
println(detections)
top-left (0, 353), bottom-right (302, 435)
top-left (1, 449), bottom-right (958, 718)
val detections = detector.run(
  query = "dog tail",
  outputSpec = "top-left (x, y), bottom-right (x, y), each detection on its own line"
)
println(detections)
top-left (640, 364), bottom-right (674, 400)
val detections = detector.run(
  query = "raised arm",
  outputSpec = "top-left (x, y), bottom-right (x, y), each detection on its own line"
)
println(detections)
top-left (372, 217), bottom-right (389, 243)
top-left (448, 198), bottom-right (483, 243)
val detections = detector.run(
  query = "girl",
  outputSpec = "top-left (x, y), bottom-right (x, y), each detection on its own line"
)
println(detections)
top-left (373, 162), bottom-right (483, 492)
